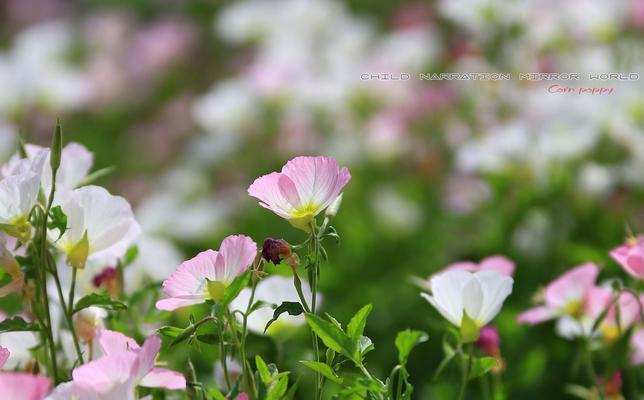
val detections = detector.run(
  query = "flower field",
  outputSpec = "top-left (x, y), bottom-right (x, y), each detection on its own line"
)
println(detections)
top-left (0, 1), bottom-right (643, 399)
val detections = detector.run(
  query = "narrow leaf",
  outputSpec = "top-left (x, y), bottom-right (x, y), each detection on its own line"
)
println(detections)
top-left (0, 316), bottom-right (40, 332)
top-left (469, 357), bottom-right (499, 379)
top-left (300, 360), bottom-right (343, 384)
top-left (264, 302), bottom-right (304, 333)
top-left (218, 271), bottom-right (251, 310)
top-left (305, 313), bottom-right (356, 363)
top-left (395, 329), bottom-right (429, 365)
top-left (347, 304), bottom-right (372, 341)
top-left (73, 293), bottom-right (127, 314)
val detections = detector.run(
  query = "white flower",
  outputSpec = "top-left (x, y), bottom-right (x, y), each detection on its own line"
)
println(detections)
top-left (421, 270), bottom-right (513, 329)
top-left (0, 150), bottom-right (47, 240)
top-left (52, 186), bottom-right (140, 267)
top-left (3, 142), bottom-right (93, 193)
top-left (73, 307), bottom-right (108, 343)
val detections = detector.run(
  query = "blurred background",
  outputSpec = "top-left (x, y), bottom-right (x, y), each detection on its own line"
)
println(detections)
top-left (1, 0), bottom-right (643, 398)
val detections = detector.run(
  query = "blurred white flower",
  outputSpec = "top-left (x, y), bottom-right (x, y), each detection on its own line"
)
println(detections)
top-left (73, 306), bottom-right (108, 343)
top-left (192, 80), bottom-right (259, 135)
top-left (371, 186), bottom-right (423, 234)
top-left (230, 275), bottom-right (315, 337)
top-left (0, 312), bottom-right (38, 370)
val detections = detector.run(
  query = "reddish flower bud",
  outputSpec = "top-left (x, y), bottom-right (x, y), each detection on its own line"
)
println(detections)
top-left (262, 238), bottom-right (292, 265)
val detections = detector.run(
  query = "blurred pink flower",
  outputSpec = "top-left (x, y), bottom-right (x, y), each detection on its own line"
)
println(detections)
top-left (48, 331), bottom-right (185, 399)
top-left (0, 237), bottom-right (24, 297)
top-left (0, 372), bottom-right (51, 400)
top-left (517, 263), bottom-right (599, 324)
top-left (156, 235), bottom-right (257, 311)
top-left (443, 255), bottom-right (515, 277)
top-left (610, 236), bottom-right (644, 279)
top-left (248, 156), bottom-right (351, 230)
top-left (631, 0), bottom-right (644, 29)
top-left (631, 328), bottom-right (644, 365)
top-left (476, 325), bottom-right (500, 358)
top-left (0, 346), bottom-right (9, 368)
top-left (582, 286), bottom-right (643, 341)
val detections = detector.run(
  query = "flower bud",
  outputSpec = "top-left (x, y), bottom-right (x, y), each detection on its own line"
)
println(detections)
top-left (325, 193), bottom-right (343, 218)
top-left (262, 238), bottom-right (292, 265)
top-left (50, 121), bottom-right (62, 174)
top-left (73, 306), bottom-right (107, 343)
top-left (67, 231), bottom-right (89, 269)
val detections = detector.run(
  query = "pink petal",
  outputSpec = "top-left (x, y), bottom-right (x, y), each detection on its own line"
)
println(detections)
top-left (0, 372), bottom-right (51, 400)
top-left (97, 330), bottom-right (140, 355)
top-left (517, 306), bottom-right (556, 325)
top-left (134, 335), bottom-right (161, 381)
top-left (625, 254), bottom-right (644, 279)
top-left (282, 156), bottom-right (351, 213)
top-left (479, 255), bottom-right (515, 276)
top-left (219, 235), bottom-right (257, 282)
top-left (277, 175), bottom-right (302, 209)
top-left (157, 250), bottom-right (220, 311)
top-left (139, 367), bottom-right (186, 390)
top-left (247, 172), bottom-right (295, 218)
top-left (156, 297), bottom-right (204, 311)
top-left (73, 352), bottom-right (138, 394)
top-left (631, 328), bottom-right (644, 365)
top-left (0, 346), bottom-right (9, 368)
top-left (615, 293), bottom-right (644, 329)
top-left (544, 263), bottom-right (599, 309)
top-left (442, 261), bottom-right (478, 273)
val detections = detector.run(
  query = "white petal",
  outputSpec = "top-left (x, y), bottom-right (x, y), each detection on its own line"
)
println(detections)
top-left (473, 271), bottom-right (514, 326)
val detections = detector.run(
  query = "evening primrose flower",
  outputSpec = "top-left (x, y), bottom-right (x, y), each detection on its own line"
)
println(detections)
top-left (517, 263), bottom-right (599, 325)
top-left (52, 186), bottom-right (140, 268)
top-left (0, 150), bottom-right (47, 241)
top-left (421, 270), bottom-right (513, 342)
top-left (610, 235), bottom-right (644, 280)
top-left (156, 235), bottom-right (257, 311)
top-left (248, 156), bottom-right (351, 230)
top-left (73, 306), bottom-right (107, 344)
top-left (442, 255), bottom-right (515, 276)
top-left (47, 331), bottom-right (185, 400)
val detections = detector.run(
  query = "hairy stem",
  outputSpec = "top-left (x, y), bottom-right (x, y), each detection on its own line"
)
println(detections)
top-left (457, 343), bottom-right (474, 400)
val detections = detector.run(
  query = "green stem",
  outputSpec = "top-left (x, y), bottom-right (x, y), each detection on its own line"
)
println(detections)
top-left (218, 318), bottom-right (232, 391)
top-left (395, 366), bottom-right (404, 399)
top-left (583, 340), bottom-right (605, 400)
top-left (49, 260), bottom-right (84, 364)
top-left (457, 343), bottom-right (474, 400)
top-left (309, 220), bottom-right (322, 400)
top-left (241, 278), bottom-right (258, 398)
top-left (35, 249), bottom-right (59, 382)
top-left (68, 268), bottom-right (77, 315)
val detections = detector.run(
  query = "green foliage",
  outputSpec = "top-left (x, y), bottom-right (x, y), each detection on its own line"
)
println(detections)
top-left (47, 206), bottom-right (67, 240)
top-left (217, 271), bottom-right (251, 310)
top-left (0, 316), bottom-right (40, 332)
top-left (72, 293), bottom-right (127, 314)
top-left (395, 329), bottom-right (428, 365)
top-left (264, 301), bottom-right (304, 333)
top-left (469, 357), bottom-right (499, 380)
top-left (300, 360), bottom-right (343, 384)
top-left (255, 355), bottom-right (291, 400)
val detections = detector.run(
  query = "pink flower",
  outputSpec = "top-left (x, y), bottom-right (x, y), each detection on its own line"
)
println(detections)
top-left (475, 325), bottom-right (500, 358)
top-left (631, 328), bottom-right (644, 365)
top-left (0, 346), bottom-right (9, 368)
top-left (156, 235), bottom-right (257, 311)
top-left (47, 330), bottom-right (185, 400)
top-left (0, 372), bottom-right (51, 400)
top-left (248, 156), bottom-right (351, 230)
top-left (610, 236), bottom-right (644, 280)
top-left (442, 255), bottom-right (515, 277)
top-left (517, 263), bottom-right (599, 325)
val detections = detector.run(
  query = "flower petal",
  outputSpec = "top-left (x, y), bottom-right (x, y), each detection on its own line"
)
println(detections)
top-left (139, 368), bottom-right (186, 390)
top-left (219, 234), bottom-right (257, 282)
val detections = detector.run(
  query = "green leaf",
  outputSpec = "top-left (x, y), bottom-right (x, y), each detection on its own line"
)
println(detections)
top-left (256, 355), bottom-right (272, 384)
top-left (395, 329), bottom-right (429, 365)
top-left (47, 206), bottom-right (67, 240)
top-left (347, 304), bottom-right (372, 341)
top-left (0, 316), bottom-right (40, 332)
top-left (72, 293), bottom-right (127, 314)
top-left (206, 388), bottom-right (227, 400)
top-left (305, 313), bottom-right (356, 364)
top-left (469, 357), bottom-right (499, 379)
top-left (76, 166), bottom-right (116, 187)
top-left (433, 335), bottom-right (457, 381)
top-left (266, 375), bottom-right (289, 400)
top-left (196, 334), bottom-right (218, 344)
top-left (264, 301), bottom-right (304, 333)
top-left (460, 311), bottom-right (480, 343)
top-left (217, 271), bottom-right (251, 310)
top-left (123, 246), bottom-right (139, 266)
top-left (300, 360), bottom-right (343, 384)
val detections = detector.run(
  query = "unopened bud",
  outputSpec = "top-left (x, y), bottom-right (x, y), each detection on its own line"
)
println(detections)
top-left (262, 238), bottom-right (292, 265)
top-left (325, 193), bottom-right (343, 218)
top-left (50, 120), bottom-right (62, 174)
top-left (73, 307), bottom-right (107, 343)
top-left (67, 231), bottom-right (89, 269)
top-left (92, 267), bottom-right (120, 298)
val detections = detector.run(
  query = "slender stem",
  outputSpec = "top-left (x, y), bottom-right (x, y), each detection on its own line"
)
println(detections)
top-left (218, 318), bottom-right (232, 391)
top-left (309, 220), bottom-right (322, 400)
top-left (291, 268), bottom-right (311, 313)
top-left (34, 245), bottom-right (59, 382)
top-left (359, 363), bottom-right (373, 380)
top-left (583, 340), bottom-right (605, 400)
top-left (457, 343), bottom-right (474, 400)
top-left (68, 268), bottom-right (77, 315)
top-left (395, 366), bottom-right (404, 399)
top-left (49, 261), bottom-right (84, 364)
top-left (241, 278), bottom-right (258, 398)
